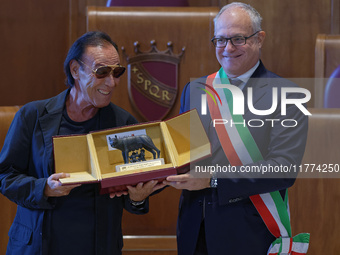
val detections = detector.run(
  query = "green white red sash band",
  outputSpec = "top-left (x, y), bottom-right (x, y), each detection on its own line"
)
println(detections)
top-left (205, 68), bottom-right (310, 255)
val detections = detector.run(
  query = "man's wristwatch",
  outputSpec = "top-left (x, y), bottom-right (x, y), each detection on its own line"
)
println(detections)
top-left (210, 174), bottom-right (218, 188)
top-left (130, 199), bottom-right (146, 207)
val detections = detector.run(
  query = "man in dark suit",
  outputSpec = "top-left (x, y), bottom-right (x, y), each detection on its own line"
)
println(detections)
top-left (164, 3), bottom-right (309, 255)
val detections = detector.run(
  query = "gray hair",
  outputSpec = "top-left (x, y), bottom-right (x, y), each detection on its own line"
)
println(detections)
top-left (214, 2), bottom-right (262, 33)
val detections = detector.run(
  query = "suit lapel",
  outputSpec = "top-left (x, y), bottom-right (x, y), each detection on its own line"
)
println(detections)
top-left (39, 90), bottom-right (68, 175)
top-left (242, 61), bottom-right (270, 118)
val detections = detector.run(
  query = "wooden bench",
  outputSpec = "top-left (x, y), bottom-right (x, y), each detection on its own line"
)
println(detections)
top-left (1, 106), bottom-right (340, 254)
top-left (314, 34), bottom-right (340, 107)
top-left (0, 106), bottom-right (20, 255)
top-left (290, 108), bottom-right (340, 254)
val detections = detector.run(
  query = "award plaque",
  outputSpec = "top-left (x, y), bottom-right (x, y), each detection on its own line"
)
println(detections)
top-left (52, 109), bottom-right (211, 193)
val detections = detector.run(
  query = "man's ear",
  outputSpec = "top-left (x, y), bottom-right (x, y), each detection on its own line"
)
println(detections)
top-left (257, 31), bottom-right (266, 48)
top-left (70, 59), bottom-right (80, 80)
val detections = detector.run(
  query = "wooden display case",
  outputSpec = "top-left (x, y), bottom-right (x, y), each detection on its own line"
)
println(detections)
top-left (53, 109), bottom-right (210, 193)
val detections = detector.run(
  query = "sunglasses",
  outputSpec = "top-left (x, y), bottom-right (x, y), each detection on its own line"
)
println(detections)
top-left (78, 59), bottom-right (126, 79)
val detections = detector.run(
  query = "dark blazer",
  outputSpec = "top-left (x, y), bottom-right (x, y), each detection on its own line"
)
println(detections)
top-left (0, 89), bottom-right (146, 255)
top-left (177, 62), bottom-right (308, 255)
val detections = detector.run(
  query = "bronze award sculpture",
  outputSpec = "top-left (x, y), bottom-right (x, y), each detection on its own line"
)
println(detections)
top-left (109, 134), bottom-right (160, 164)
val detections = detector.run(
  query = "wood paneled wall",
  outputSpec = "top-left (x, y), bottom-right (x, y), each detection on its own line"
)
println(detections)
top-left (0, 1), bottom-right (70, 106)
top-left (0, 0), bottom-right (336, 107)
top-left (86, 6), bottom-right (220, 122)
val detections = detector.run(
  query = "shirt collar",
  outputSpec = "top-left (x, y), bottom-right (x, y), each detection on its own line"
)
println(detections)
top-left (236, 61), bottom-right (260, 84)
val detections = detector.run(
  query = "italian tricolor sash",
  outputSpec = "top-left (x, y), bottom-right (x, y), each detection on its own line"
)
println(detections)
top-left (205, 68), bottom-right (310, 255)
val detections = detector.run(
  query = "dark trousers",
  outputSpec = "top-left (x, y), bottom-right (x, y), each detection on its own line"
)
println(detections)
top-left (194, 220), bottom-right (208, 255)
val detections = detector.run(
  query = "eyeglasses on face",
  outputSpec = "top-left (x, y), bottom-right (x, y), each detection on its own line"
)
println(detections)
top-left (211, 31), bottom-right (261, 48)
top-left (78, 59), bottom-right (126, 79)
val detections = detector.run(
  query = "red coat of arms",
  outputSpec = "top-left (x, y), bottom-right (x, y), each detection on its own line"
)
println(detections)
top-left (122, 40), bottom-right (185, 121)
